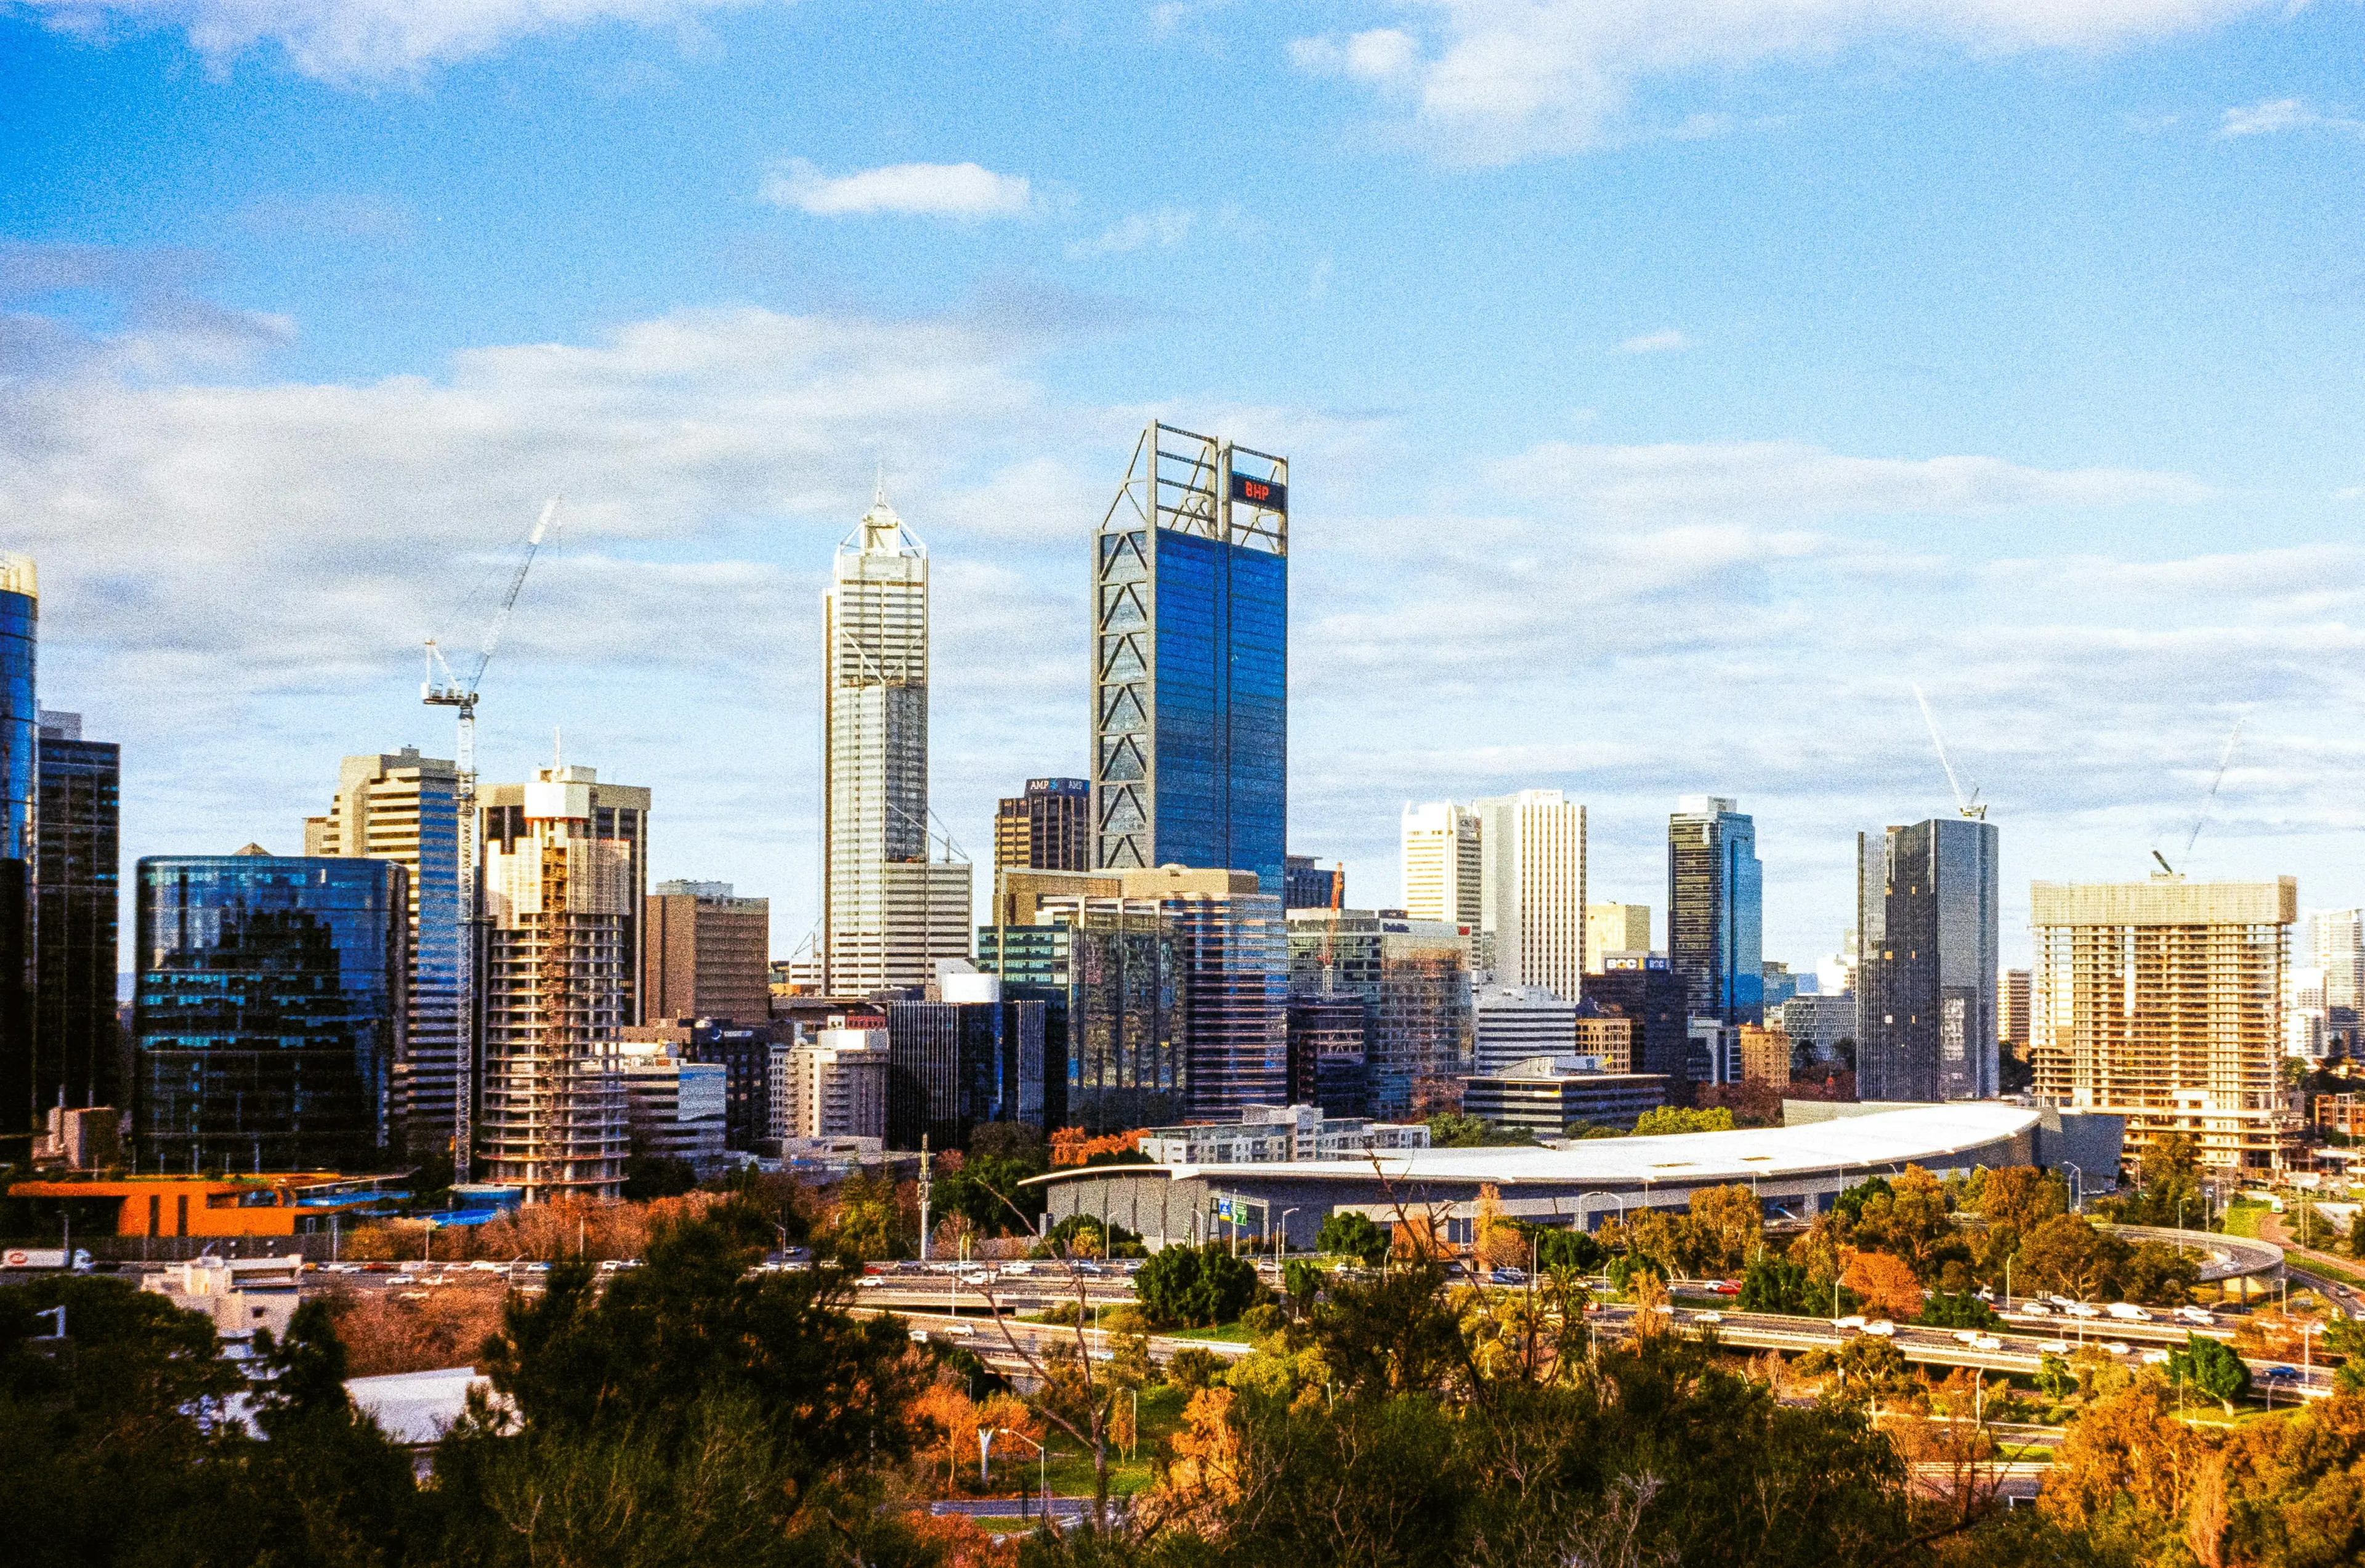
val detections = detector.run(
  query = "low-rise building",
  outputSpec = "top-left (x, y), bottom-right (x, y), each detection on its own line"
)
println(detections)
top-left (618, 1048), bottom-right (729, 1174)
top-left (143, 1255), bottom-right (303, 1342)
top-left (1135, 1103), bottom-right (1429, 1166)
top-left (1739, 1023), bottom-right (1790, 1085)
top-left (1460, 1056), bottom-right (1671, 1134)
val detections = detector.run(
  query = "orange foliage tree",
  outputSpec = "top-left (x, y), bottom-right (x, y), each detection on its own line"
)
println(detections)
top-left (1841, 1249), bottom-right (1925, 1321)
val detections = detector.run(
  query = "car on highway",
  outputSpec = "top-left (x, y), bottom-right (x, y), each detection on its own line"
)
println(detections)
top-left (2140, 1349), bottom-right (2172, 1365)
top-left (2101, 1341), bottom-right (2131, 1356)
top-left (2105, 1303), bottom-right (2149, 1321)
top-left (1708, 1279), bottom-right (1740, 1296)
top-left (1692, 1311), bottom-right (1724, 1324)
top-left (2038, 1340), bottom-right (2071, 1354)
top-left (1835, 1315), bottom-right (1868, 1331)
top-left (1952, 1330), bottom-right (1983, 1345)
top-left (1491, 1267), bottom-right (1527, 1285)
top-left (1864, 1321), bottom-right (1897, 1337)
top-left (2263, 1364), bottom-right (2301, 1381)
top-left (1971, 1335), bottom-right (2003, 1351)
top-left (2177, 1306), bottom-right (2215, 1326)
top-left (2017, 1303), bottom-right (2051, 1317)
top-left (2065, 1303), bottom-right (2102, 1319)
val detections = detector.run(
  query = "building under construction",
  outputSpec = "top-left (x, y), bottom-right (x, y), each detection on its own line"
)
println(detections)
top-left (474, 766), bottom-right (648, 1201)
top-left (2031, 874), bottom-right (2300, 1175)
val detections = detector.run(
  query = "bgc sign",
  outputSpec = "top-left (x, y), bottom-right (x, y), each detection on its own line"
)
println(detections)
top-left (1228, 471), bottom-right (1287, 514)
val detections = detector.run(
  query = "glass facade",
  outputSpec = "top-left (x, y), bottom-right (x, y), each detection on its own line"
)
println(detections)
top-left (35, 729), bottom-right (121, 1117)
top-left (1152, 533), bottom-right (1288, 894)
top-left (1287, 915), bottom-right (1471, 1120)
top-left (135, 855), bottom-right (407, 1173)
top-left (984, 904), bottom-right (1183, 1133)
top-left (1858, 818), bottom-right (2000, 1102)
top-left (1667, 799), bottom-right (1763, 1032)
top-left (0, 583), bottom-right (32, 1143)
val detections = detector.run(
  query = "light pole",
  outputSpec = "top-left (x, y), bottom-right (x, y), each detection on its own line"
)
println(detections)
top-left (1000, 1429), bottom-right (1049, 1516)
top-left (1276, 1208), bottom-right (1298, 1272)
top-left (2061, 1162), bottom-right (2084, 1214)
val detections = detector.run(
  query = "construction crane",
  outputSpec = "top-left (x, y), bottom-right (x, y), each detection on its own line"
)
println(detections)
top-left (1911, 684), bottom-right (1986, 820)
top-left (423, 497), bottom-right (559, 1182)
top-left (2155, 714), bottom-right (2246, 876)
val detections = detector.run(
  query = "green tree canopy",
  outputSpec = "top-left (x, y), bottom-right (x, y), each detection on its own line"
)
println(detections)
top-left (2167, 1330), bottom-right (2252, 1414)
top-left (1134, 1242), bottom-right (1263, 1328)
top-left (1317, 1211), bottom-right (1389, 1267)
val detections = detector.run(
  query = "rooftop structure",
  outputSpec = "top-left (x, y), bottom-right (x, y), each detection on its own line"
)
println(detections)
top-left (1134, 1102), bottom-right (1428, 1166)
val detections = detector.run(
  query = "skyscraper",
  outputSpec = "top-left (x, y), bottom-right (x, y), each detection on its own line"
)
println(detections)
top-left (1667, 796), bottom-right (1762, 1028)
top-left (1477, 790), bottom-right (1587, 1003)
top-left (2032, 875), bottom-right (2298, 1174)
top-left (995, 778), bottom-right (1090, 876)
top-left (644, 880), bottom-right (770, 1023)
top-left (34, 709), bottom-right (119, 1119)
top-left (0, 555), bottom-right (34, 1151)
top-left (475, 765), bottom-right (647, 1200)
top-left (1091, 422), bottom-right (1288, 893)
top-left (1585, 902), bottom-right (1651, 971)
top-left (1857, 818), bottom-right (2000, 1102)
top-left (2306, 908), bottom-right (2364, 1012)
top-left (304, 748), bottom-right (466, 1163)
top-left (1401, 802), bottom-right (1482, 926)
top-left (134, 849), bottom-right (406, 1173)
top-left (822, 488), bottom-right (972, 993)
top-left (2000, 968), bottom-right (2032, 1061)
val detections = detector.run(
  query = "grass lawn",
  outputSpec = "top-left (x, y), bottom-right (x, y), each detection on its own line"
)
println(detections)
top-left (1162, 1322), bottom-right (1263, 1344)
top-left (1030, 1382), bottom-right (1192, 1498)
top-left (2289, 1254), bottom-right (2365, 1289)
top-left (2220, 1203), bottom-right (2270, 1240)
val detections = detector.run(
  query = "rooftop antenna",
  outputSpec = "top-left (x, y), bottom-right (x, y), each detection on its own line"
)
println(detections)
top-left (1911, 684), bottom-right (1985, 820)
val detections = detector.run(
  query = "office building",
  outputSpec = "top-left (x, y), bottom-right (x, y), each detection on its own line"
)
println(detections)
top-left (1472, 984), bottom-right (1577, 1073)
top-left (621, 1016), bottom-right (778, 1152)
top-left (882, 992), bottom-right (1046, 1149)
top-left (822, 487), bottom-right (972, 993)
top-left (134, 850), bottom-right (406, 1173)
top-left (995, 777), bottom-right (1090, 875)
top-left (1460, 1059), bottom-right (1670, 1134)
top-left (1284, 854), bottom-right (1343, 911)
top-left (1136, 1102), bottom-right (1428, 1165)
top-left (475, 766), bottom-right (645, 1201)
top-left (980, 879), bottom-right (1178, 1133)
top-left (304, 747), bottom-right (466, 1163)
top-left (618, 1047), bottom-right (728, 1174)
top-left (1287, 908), bottom-right (1473, 1120)
top-left (1582, 956), bottom-right (1693, 1086)
top-left (1667, 796), bottom-right (1762, 1027)
top-left (2000, 969), bottom-right (2032, 1061)
top-left (0, 556), bottom-right (33, 1150)
top-left (1857, 818), bottom-right (2000, 1102)
top-left (1285, 994), bottom-right (1367, 1115)
top-left (2031, 875), bottom-right (2299, 1174)
top-left (1761, 961), bottom-right (1799, 1010)
top-left (1585, 903), bottom-right (1650, 974)
top-left (1476, 790), bottom-right (1587, 1003)
top-left (1571, 1008), bottom-right (1636, 1073)
top-left (786, 1019), bottom-right (890, 1141)
top-left (33, 709), bottom-right (121, 1120)
top-left (1780, 993), bottom-right (1858, 1065)
top-left (1401, 803), bottom-right (1482, 926)
top-left (1738, 1023), bottom-right (1790, 1085)
top-left (1091, 421), bottom-right (1288, 894)
top-left (644, 881), bottom-right (770, 1024)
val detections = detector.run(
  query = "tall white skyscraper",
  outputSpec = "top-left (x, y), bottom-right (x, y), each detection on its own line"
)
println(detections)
top-left (1400, 802), bottom-right (1482, 926)
top-left (2307, 908), bottom-right (2364, 1011)
top-left (1475, 790), bottom-right (1587, 1003)
top-left (822, 487), bottom-right (972, 994)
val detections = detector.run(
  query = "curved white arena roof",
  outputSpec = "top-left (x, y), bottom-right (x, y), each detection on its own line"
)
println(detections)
top-left (1036, 1103), bottom-right (2042, 1191)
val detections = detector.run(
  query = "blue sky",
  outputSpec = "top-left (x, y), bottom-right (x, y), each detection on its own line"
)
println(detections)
top-left (4, 0), bottom-right (2364, 973)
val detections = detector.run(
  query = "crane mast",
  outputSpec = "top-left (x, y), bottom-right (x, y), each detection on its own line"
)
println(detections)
top-left (423, 497), bottom-right (558, 1184)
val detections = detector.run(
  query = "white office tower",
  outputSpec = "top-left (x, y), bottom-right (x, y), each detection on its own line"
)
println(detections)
top-left (476, 766), bottom-right (641, 1202)
top-left (2308, 909), bottom-right (2364, 1012)
top-left (1475, 790), bottom-right (1587, 1003)
top-left (822, 486), bottom-right (973, 993)
top-left (2286, 966), bottom-right (2330, 1060)
top-left (1473, 984), bottom-right (1579, 1073)
top-left (1401, 802), bottom-right (1482, 926)
top-left (788, 1022), bottom-right (891, 1140)
top-left (304, 748), bottom-right (466, 1164)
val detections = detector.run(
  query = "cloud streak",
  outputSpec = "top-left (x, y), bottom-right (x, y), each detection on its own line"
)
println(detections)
top-left (759, 159), bottom-right (1035, 219)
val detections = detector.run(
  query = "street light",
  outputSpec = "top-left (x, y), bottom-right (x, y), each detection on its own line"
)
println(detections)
top-left (999, 1428), bottom-right (1049, 1518)
top-left (1275, 1208), bottom-right (1298, 1272)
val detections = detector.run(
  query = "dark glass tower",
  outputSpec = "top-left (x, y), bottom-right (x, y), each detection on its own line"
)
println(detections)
top-left (0, 559), bottom-right (34, 1151)
top-left (134, 852), bottom-right (407, 1173)
top-left (1858, 817), bottom-right (2000, 1102)
top-left (1667, 796), bottom-right (1763, 1030)
top-left (1092, 423), bottom-right (1288, 894)
top-left (34, 711), bottom-right (120, 1117)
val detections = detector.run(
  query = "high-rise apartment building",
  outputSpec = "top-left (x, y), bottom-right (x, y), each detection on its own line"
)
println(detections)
top-left (2000, 969), bottom-right (2032, 1061)
top-left (1857, 818), bottom-right (2000, 1102)
top-left (134, 849), bottom-right (406, 1173)
top-left (1283, 855), bottom-right (1343, 911)
top-left (1668, 796), bottom-right (1762, 1028)
top-left (1585, 903), bottom-right (1651, 973)
top-left (1401, 802), bottom-right (1482, 926)
top-left (1091, 422), bottom-right (1288, 894)
top-left (33, 709), bottom-right (119, 1119)
top-left (1476, 790), bottom-right (1587, 1003)
top-left (644, 880), bottom-right (770, 1024)
top-left (883, 988), bottom-right (1046, 1149)
top-left (475, 766), bottom-right (647, 1201)
top-left (995, 778), bottom-right (1090, 876)
top-left (1585, 956), bottom-right (1694, 1085)
top-left (2306, 908), bottom-right (2364, 1012)
top-left (822, 489), bottom-right (972, 993)
top-left (786, 1019), bottom-right (890, 1141)
top-left (618, 1047), bottom-right (727, 1174)
top-left (0, 556), bottom-right (34, 1150)
top-left (304, 747), bottom-right (466, 1163)
top-left (2031, 875), bottom-right (2299, 1174)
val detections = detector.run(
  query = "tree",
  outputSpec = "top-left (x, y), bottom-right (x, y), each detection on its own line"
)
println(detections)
top-left (2168, 1332), bottom-right (2252, 1415)
top-left (2040, 1378), bottom-right (2213, 1555)
top-left (1847, 1164), bottom-right (1954, 1275)
top-left (1473, 1183), bottom-right (1526, 1267)
top-left (1682, 1184), bottom-right (1763, 1278)
top-left (1134, 1242), bottom-right (1261, 1328)
top-left (1633, 1105), bottom-right (1734, 1136)
top-left (1966, 1166), bottom-right (2066, 1235)
top-left (2350, 1207), bottom-right (2365, 1261)
top-left (620, 1152), bottom-right (698, 1200)
top-left (1738, 1253), bottom-right (1820, 1317)
top-left (2034, 1354), bottom-right (2078, 1402)
top-left (1534, 1225), bottom-right (1606, 1274)
top-left (1917, 1290), bottom-right (2002, 1330)
top-left (1840, 1251), bottom-right (1924, 1322)
top-left (2015, 1213), bottom-right (2128, 1304)
top-left (2119, 1240), bottom-right (2200, 1306)
top-left (1317, 1210), bottom-right (1389, 1267)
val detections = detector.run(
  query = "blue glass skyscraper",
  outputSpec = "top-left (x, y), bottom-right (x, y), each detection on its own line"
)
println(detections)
top-left (135, 851), bottom-right (407, 1173)
top-left (0, 556), bottom-right (34, 1150)
top-left (1668, 795), bottom-right (1764, 1032)
top-left (1092, 422), bottom-right (1288, 894)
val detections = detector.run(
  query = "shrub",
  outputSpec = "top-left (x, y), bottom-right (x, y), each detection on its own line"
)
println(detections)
top-left (1166, 1345), bottom-right (1225, 1391)
top-left (1136, 1243), bottom-right (1263, 1328)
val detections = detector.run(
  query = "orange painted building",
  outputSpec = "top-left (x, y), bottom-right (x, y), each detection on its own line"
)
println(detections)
top-left (8, 1174), bottom-right (395, 1238)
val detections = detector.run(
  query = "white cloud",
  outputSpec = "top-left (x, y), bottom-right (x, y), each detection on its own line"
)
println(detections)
top-left (759, 158), bottom-right (1035, 219)
top-left (1066, 207), bottom-right (1195, 258)
top-left (2218, 97), bottom-right (2365, 137)
top-left (1291, 0), bottom-right (2282, 160)
top-left (1613, 328), bottom-right (1692, 354)
top-left (16, 0), bottom-right (758, 81)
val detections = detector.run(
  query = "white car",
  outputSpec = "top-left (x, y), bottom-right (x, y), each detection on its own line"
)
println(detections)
top-left (2017, 1303), bottom-right (2051, 1317)
top-left (1864, 1320), bottom-right (1897, 1337)
top-left (2066, 1303), bottom-right (2102, 1319)
top-left (2102, 1341), bottom-right (2132, 1356)
top-left (1953, 1330), bottom-right (1982, 1345)
top-left (2039, 1340), bottom-right (2072, 1354)
top-left (1972, 1335), bottom-right (2003, 1351)
top-left (1693, 1311), bottom-right (1724, 1324)
top-left (2105, 1303), bottom-right (2149, 1322)
top-left (1835, 1315), bottom-right (1868, 1330)
top-left (2177, 1306), bottom-right (2215, 1325)
top-left (2140, 1349), bottom-right (2172, 1365)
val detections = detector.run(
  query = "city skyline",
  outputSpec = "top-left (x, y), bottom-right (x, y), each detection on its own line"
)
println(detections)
top-left (9, 5), bottom-right (2365, 977)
